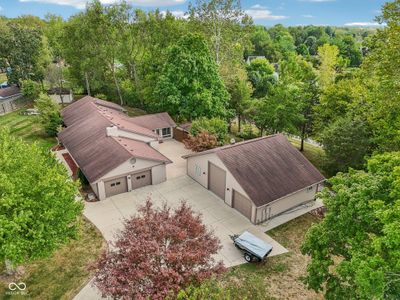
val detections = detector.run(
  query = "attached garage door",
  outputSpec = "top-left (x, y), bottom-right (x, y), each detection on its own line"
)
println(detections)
top-left (105, 176), bottom-right (128, 198)
top-left (208, 162), bottom-right (226, 200)
top-left (232, 190), bottom-right (253, 220)
top-left (131, 170), bottom-right (152, 190)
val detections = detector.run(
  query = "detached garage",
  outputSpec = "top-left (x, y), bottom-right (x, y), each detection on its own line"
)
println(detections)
top-left (183, 134), bottom-right (325, 224)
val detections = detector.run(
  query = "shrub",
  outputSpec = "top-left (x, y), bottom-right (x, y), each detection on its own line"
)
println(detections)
top-left (21, 79), bottom-right (41, 100)
top-left (190, 117), bottom-right (228, 143)
top-left (237, 123), bottom-right (258, 140)
top-left (184, 131), bottom-right (218, 152)
top-left (35, 93), bottom-right (62, 136)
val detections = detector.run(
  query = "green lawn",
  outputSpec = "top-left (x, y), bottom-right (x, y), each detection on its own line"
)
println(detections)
top-left (289, 138), bottom-right (327, 177)
top-left (0, 110), bottom-right (56, 149)
top-left (209, 213), bottom-right (323, 300)
top-left (0, 218), bottom-right (106, 300)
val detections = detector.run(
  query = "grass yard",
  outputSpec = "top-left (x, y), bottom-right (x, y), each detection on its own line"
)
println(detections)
top-left (0, 218), bottom-right (106, 300)
top-left (212, 214), bottom-right (322, 300)
top-left (0, 73), bottom-right (7, 83)
top-left (289, 139), bottom-right (326, 177)
top-left (0, 109), bottom-right (56, 149)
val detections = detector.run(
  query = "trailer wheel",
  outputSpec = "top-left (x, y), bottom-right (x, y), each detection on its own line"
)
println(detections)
top-left (244, 253), bottom-right (252, 262)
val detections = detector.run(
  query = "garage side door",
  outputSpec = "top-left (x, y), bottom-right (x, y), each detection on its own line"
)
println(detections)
top-left (131, 170), bottom-right (152, 190)
top-left (208, 162), bottom-right (226, 200)
top-left (105, 177), bottom-right (128, 198)
top-left (232, 190), bottom-right (253, 220)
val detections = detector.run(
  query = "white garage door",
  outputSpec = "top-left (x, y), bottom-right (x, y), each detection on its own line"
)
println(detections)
top-left (208, 162), bottom-right (226, 200)
top-left (105, 176), bottom-right (128, 198)
top-left (232, 190), bottom-right (253, 220)
top-left (131, 170), bottom-right (152, 190)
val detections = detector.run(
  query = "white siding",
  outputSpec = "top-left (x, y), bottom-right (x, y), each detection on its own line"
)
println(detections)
top-left (255, 184), bottom-right (319, 223)
top-left (50, 93), bottom-right (73, 104)
top-left (94, 157), bottom-right (167, 200)
top-left (187, 153), bottom-right (251, 207)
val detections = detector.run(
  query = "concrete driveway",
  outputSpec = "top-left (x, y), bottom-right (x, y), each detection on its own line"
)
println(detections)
top-left (157, 139), bottom-right (193, 179)
top-left (84, 176), bottom-right (287, 267)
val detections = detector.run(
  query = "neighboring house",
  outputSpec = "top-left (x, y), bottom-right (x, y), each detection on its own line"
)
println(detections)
top-left (173, 122), bottom-right (192, 142)
top-left (0, 85), bottom-right (23, 115)
top-left (48, 87), bottom-right (74, 104)
top-left (58, 96), bottom-right (176, 200)
top-left (183, 134), bottom-right (325, 224)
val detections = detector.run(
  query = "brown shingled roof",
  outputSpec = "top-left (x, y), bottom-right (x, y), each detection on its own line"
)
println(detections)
top-left (184, 134), bottom-right (325, 206)
top-left (128, 112), bottom-right (176, 131)
top-left (59, 96), bottom-right (171, 182)
top-left (0, 86), bottom-right (21, 99)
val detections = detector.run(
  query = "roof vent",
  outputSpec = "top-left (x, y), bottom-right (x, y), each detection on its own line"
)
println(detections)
top-left (230, 138), bottom-right (236, 145)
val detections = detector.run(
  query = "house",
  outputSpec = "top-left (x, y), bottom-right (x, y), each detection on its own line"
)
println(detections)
top-left (0, 85), bottom-right (23, 115)
top-left (183, 134), bottom-right (325, 224)
top-left (58, 96), bottom-right (176, 200)
top-left (48, 87), bottom-right (74, 104)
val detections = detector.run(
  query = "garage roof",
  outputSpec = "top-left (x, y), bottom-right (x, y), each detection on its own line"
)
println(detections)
top-left (183, 135), bottom-right (325, 206)
top-left (128, 112), bottom-right (176, 131)
top-left (0, 85), bottom-right (21, 99)
top-left (59, 96), bottom-right (171, 182)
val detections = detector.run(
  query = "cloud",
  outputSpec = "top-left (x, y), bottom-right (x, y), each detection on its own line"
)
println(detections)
top-left (344, 22), bottom-right (383, 27)
top-left (245, 4), bottom-right (288, 20)
top-left (19, 0), bottom-right (186, 9)
top-left (302, 14), bottom-right (314, 18)
top-left (160, 10), bottom-right (187, 19)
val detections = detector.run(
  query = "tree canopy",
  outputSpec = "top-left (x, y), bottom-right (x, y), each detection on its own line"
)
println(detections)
top-left (0, 129), bottom-right (82, 266)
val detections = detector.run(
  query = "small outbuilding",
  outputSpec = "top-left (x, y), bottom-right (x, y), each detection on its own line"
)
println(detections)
top-left (48, 87), bottom-right (74, 104)
top-left (0, 85), bottom-right (22, 115)
top-left (183, 134), bottom-right (325, 224)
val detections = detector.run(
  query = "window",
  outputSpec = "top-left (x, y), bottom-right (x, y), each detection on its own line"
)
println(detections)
top-left (116, 182), bottom-right (121, 186)
top-left (136, 176), bottom-right (141, 180)
top-left (111, 183), bottom-right (115, 187)
top-left (161, 127), bottom-right (171, 137)
top-left (306, 186), bottom-right (313, 192)
top-left (141, 175), bottom-right (145, 178)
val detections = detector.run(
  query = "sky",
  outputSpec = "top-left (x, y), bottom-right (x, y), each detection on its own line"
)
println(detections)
top-left (0, 0), bottom-right (387, 27)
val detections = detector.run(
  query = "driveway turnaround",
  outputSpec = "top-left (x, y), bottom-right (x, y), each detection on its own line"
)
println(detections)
top-left (83, 176), bottom-right (288, 266)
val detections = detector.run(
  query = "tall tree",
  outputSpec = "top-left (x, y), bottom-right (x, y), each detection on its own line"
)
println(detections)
top-left (0, 129), bottom-right (82, 268)
top-left (246, 57), bottom-right (276, 98)
top-left (302, 152), bottom-right (400, 299)
top-left (92, 200), bottom-right (224, 299)
top-left (317, 44), bottom-right (339, 89)
top-left (0, 22), bottom-right (49, 84)
top-left (228, 77), bottom-right (252, 132)
top-left (154, 33), bottom-right (229, 121)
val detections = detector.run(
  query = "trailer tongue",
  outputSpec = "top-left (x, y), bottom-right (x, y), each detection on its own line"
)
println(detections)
top-left (230, 231), bottom-right (273, 262)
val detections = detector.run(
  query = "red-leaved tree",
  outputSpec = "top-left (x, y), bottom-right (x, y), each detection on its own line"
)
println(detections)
top-left (91, 200), bottom-right (224, 300)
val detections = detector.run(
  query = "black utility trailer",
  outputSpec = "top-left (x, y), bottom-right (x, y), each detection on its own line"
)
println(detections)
top-left (230, 231), bottom-right (273, 262)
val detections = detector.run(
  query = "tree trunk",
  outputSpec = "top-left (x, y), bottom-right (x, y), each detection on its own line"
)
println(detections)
top-left (300, 123), bottom-right (306, 152)
top-left (238, 115), bottom-right (241, 133)
top-left (110, 63), bottom-right (123, 106)
top-left (85, 72), bottom-right (91, 96)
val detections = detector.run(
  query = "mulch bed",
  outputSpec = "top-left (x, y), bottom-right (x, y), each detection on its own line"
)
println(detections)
top-left (62, 152), bottom-right (78, 179)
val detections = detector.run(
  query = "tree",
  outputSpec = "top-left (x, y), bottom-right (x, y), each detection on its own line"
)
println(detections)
top-left (0, 129), bottom-right (82, 268)
top-left (21, 79), bottom-right (41, 100)
top-left (188, 0), bottom-right (246, 66)
top-left (92, 200), bottom-right (224, 300)
top-left (0, 22), bottom-right (49, 84)
top-left (321, 115), bottom-right (373, 175)
top-left (184, 131), bottom-right (219, 152)
top-left (228, 77), bottom-right (252, 132)
top-left (154, 33), bottom-right (229, 120)
top-left (317, 44), bottom-right (339, 89)
top-left (246, 57), bottom-right (276, 98)
top-left (190, 117), bottom-right (228, 143)
top-left (35, 93), bottom-right (62, 136)
top-left (301, 152), bottom-right (400, 299)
